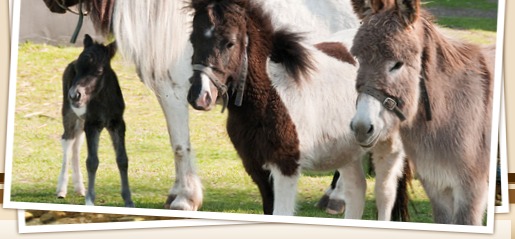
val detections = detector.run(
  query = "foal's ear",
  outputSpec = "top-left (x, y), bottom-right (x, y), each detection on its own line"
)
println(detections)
top-left (84, 34), bottom-right (94, 48)
top-left (106, 41), bottom-right (117, 59)
top-left (395, 0), bottom-right (420, 25)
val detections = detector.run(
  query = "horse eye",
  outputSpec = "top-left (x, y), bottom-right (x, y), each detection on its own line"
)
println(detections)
top-left (390, 62), bottom-right (404, 72)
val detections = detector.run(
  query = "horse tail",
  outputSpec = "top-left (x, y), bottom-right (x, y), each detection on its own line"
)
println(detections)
top-left (391, 157), bottom-right (412, 222)
top-left (112, 0), bottom-right (191, 90)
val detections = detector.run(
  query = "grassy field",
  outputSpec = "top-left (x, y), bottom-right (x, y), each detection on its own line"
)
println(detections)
top-left (10, 1), bottom-right (499, 224)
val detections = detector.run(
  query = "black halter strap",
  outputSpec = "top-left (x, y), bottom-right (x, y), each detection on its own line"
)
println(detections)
top-left (360, 86), bottom-right (407, 121)
top-left (191, 36), bottom-right (249, 113)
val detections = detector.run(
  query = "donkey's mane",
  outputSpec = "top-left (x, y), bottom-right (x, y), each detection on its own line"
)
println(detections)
top-left (418, 11), bottom-right (482, 75)
top-left (190, 0), bottom-right (315, 81)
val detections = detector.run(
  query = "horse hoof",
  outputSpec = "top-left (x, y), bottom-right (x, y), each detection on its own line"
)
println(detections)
top-left (167, 195), bottom-right (201, 211)
top-left (315, 194), bottom-right (330, 209)
top-left (125, 201), bottom-right (135, 208)
top-left (164, 194), bottom-right (177, 209)
top-left (326, 199), bottom-right (345, 215)
top-left (56, 192), bottom-right (67, 198)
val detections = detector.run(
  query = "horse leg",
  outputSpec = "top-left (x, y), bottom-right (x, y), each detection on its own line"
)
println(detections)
top-left (270, 165), bottom-right (299, 216)
top-left (331, 157), bottom-right (366, 219)
top-left (71, 130), bottom-right (86, 196)
top-left (154, 79), bottom-right (203, 211)
top-left (84, 124), bottom-right (102, 206)
top-left (315, 171), bottom-right (339, 210)
top-left (57, 115), bottom-right (81, 198)
top-left (419, 178), bottom-right (453, 224)
top-left (453, 177), bottom-right (488, 225)
top-left (371, 136), bottom-right (405, 221)
top-left (108, 120), bottom-right (135, 207)
top-left (246, 168), bottom-right (274, 214)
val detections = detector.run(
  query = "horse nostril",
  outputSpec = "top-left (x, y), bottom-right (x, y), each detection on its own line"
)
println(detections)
top-left (69, 91), bottom-right (81, 101)
top-left (367, 124), bottom-right (374, 134)
top-left (203, 93), bottom-right (212, 106)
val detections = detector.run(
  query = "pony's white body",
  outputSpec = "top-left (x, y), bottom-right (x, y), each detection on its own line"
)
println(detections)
top-left (109, 0), bottom-right (362, 211)
top-left (266, 42), bottom-right (405, 219)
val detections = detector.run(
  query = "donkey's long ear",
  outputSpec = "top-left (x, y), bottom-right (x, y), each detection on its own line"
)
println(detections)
top-left (106, 41), bottom-right (117, 59)
top-left (395, 0), bottom-right (420, 26)
top-left (351, 0), bottom-right (396, 19)
top-left (84, 34), bottom-right (94, 48)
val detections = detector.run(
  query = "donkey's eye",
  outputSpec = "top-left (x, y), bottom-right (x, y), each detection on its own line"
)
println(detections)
top-left (226, 42), bottom-right (235, 49)
top-left (390, 62), bottom-right (404, 72)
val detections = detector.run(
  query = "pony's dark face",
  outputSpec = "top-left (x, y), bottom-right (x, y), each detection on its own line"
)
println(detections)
top-left (69, 34), bottom-right (116, 109)
top-left (187, 1), bottom-right (248, 111)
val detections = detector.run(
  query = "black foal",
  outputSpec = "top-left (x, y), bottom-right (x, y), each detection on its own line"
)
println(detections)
top-left (57, 34), bottom-right (134, 207)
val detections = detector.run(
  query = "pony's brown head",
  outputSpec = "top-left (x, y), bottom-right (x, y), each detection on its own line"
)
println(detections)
top-left (187, 0), bottom-right (250, 111)
top-left (350, 0), bottom-right (424, 148)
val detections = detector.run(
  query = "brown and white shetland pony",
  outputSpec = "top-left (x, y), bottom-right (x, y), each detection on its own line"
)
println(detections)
top-left (187, 0), bottom-right (408, 219)
top-left (43, 0), bottom-right (370, 212)
top-left (349, 0), bottom-right (496, 225)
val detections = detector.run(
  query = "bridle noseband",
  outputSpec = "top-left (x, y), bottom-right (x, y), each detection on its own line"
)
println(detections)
top-left (191, 36), bottom-right (249, 113)
top-left (359, 73), bottom-right (432, 122)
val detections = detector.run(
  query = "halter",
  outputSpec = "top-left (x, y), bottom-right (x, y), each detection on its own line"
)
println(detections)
top-left (192, 36), bottom-right (249, 113)
top-left (359, 71), bottom-right (432, 122)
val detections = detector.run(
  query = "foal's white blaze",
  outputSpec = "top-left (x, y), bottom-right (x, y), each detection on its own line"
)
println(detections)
top-left (71, 105), bottom-right (87, 117)
top-left (195, 72), bottom-right (216, 109)
top-left (204, 26), bottom-right (215, 38)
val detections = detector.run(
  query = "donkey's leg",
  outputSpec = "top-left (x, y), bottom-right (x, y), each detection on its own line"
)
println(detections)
top-left (332, 158), bottom-right (366, 219)
top-left (371, 136), bottom-right (405, 221)
top-left (453, 177), bottom-right (488, 225)
top-left (270, 165), bottom-right (299, 216)
top-left (420, 178), bottom-right (453, 224)
top-left (154, 79), bottom-right (202, 211)
top-left (84, 124), bottom-right (102, 206)
top-left (108, 120), bottom-right (135, 207)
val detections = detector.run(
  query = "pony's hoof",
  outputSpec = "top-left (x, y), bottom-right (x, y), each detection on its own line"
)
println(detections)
top-left (56, 192), bottom-right (67, 199)
top-left (166, 195), bottom-right (201, 211)
top-left (315, 194), bottom-right (330, 209)
top-left (75, 189), bottom-right (86, 197)
top-left (326, 199), bottom-right (345, 215)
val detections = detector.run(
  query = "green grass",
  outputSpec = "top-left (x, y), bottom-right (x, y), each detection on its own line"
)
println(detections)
top-left (436, 17), bottom-right (498, 32)
top-left (424, 0), bottom-right (498, 11)
top-left (11, 23), bottom-right (496, 224)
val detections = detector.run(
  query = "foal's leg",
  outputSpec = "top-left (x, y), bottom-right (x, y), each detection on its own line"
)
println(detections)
top-left (71, 130), bottom-right (86, 196)
top-left (108, 119), bottom-right (135, 207)
top-left (371, 135), bottom-right (405, 221)
top-left (84, 123), bottom-right (102, 206)
top-left (57, 115), bottom-right (83, 198)
top-left (270, 165), bottom-right (299, 216)
top-left (332, 158), bottom-right (366, 219)
top-left (154, 78), bottom-right (203, 211)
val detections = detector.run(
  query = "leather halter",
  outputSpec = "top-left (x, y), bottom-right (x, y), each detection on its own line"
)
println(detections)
top-left (359, 72), bottom-right (432, 122)
top-left (192, 36), bottom-right (249, 113)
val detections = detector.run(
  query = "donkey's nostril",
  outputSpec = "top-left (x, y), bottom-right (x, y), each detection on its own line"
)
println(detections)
top-left (69, 91), bottom-right (81, 101)
top-left (367, 124), bottom-right (374, 134)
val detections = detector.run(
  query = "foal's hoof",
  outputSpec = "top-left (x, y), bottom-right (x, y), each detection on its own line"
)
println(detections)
top-left (164, 194), bottom-right (177, 209)
top-left (125, 201), bottom-right (135, 208)
top-left (56, 191), bottom-right (67, 199)
top-left (315, 194), bottom-right (330, 209)
top-left (326, 199), bottom-right (345, 215)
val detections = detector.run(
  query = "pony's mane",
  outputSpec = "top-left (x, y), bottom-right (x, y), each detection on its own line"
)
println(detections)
top-left (190, 0), bottom-right (314, 81)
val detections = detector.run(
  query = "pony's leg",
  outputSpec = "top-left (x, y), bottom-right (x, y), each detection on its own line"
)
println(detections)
top-left (419, 178), bottom-right (453, 224)
top-left (270, 165), bottom-right (299, 216)
top-left (84, 124), bottom-right (102, 206)
top-left (57, 137), bottom-right (74, 198)
top-left (371, 136), bottom-right (405, 221)
top-left (108, 120), bottom-right (135, 207)
top-left (331, 158), bottom-right (366, 219)
top-left (154, 80), bottom-right (203, 211)
top-left (453, 178), bottom-right (488, 225)
top-left (315, 171), bottom-right (339, 210)
top-left (246, 167), bottom-right (274, 214)
top-left (57, 116), bottom-right (81, 198)
top-left (71, 130), bottom-right (86, 196)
